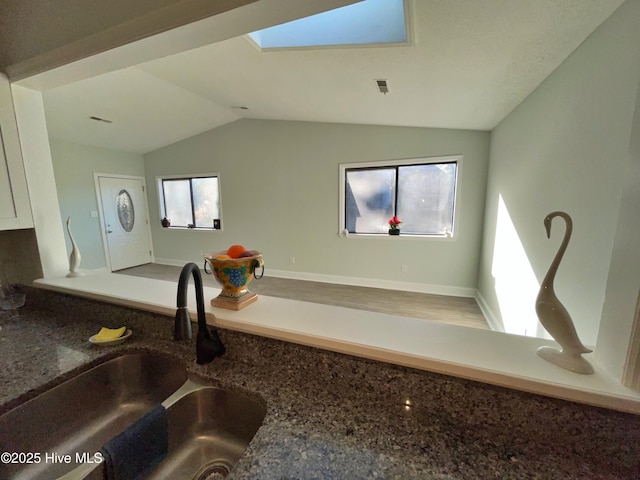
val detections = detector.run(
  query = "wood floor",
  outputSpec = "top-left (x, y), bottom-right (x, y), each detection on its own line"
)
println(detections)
top-left (116, 263), bottom-right (489, 331)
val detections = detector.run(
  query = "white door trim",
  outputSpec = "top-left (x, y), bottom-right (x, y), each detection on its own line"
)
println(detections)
top-left (94, 173), bottom-right (154, 272)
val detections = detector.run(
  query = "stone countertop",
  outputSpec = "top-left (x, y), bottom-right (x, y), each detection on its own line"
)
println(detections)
top-left (1, 287), bottom-right (639, 480)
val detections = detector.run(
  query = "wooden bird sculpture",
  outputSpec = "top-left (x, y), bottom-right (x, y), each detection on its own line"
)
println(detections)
top-left (535, 211), bottom-right (593, 374)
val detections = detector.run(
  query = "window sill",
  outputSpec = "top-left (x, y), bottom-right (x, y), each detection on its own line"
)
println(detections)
top-left (161, 227), bottom-right (221, 232)
top-left (340, 232), bottom-right (456, 241)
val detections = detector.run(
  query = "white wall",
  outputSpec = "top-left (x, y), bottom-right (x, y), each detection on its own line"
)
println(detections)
top-left (597, 75), bottom-right (640, 381)
top-left (477, 0), bottom-right (640, 346)
top-left (12, 86), bottom-right (68, 278)
top-left (144, 119), bottom-right (490, 293)
top-left (50, 139), bottom-right (145, 269)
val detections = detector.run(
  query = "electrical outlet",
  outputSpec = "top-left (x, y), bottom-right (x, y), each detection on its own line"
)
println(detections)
top-left (401, 264), bottom-right (408, 273)
top-left (290, 256), bottom-right (295, 264)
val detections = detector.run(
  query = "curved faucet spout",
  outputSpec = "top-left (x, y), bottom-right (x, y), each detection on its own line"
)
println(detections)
top-left (174, 262), bottom-right (226, 364)
top-left (174, 262), bottom-right (206, 340)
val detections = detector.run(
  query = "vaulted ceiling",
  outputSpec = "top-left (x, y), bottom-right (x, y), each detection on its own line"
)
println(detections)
top-left (41, 0), bottom-right (624, 154)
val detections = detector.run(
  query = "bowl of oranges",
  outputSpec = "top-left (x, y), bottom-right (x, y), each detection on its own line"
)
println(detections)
top-left (204, 245), bottom-right (264, 309)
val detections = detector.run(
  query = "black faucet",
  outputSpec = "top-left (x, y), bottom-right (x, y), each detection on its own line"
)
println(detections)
top-left (174, 262), bottom-right (226, 365)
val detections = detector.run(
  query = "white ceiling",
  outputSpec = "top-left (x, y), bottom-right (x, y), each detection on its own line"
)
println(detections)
top-left (42, 0), bottom-right (624, 154)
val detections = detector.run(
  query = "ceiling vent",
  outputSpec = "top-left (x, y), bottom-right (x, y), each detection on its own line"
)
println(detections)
top-left (375, 79), bottom-right (389, 94)
top-left (89, 116), bottom-right (112, 124)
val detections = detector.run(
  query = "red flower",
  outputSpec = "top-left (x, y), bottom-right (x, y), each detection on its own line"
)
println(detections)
top-left (388, 216), bottom-right (402, 228)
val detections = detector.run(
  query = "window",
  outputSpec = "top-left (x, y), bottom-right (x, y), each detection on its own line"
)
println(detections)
top-left (158, 174), bottom-right (222, 229)
top-left (340, 156), bottom-right (460, 236)
top-left (248, 0), bottom-right (408, 49)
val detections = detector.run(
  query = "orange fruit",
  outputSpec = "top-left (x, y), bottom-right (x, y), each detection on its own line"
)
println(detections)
top-left (227, 244), bottom-right (247, 259)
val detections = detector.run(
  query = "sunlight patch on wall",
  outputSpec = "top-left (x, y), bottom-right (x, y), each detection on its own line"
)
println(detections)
top-left (491, 194), bottom-right (546, 338)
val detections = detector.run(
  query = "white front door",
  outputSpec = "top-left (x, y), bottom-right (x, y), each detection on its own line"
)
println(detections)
top-left (97, 175), bottom-right (153, 271)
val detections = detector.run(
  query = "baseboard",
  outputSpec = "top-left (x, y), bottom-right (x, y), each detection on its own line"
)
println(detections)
top-left (264, 268), bottom-right (477, 298)
top-left (154, 257), bottom-right (205, 268)
top-left (475, 290), bottom-right (504, 332)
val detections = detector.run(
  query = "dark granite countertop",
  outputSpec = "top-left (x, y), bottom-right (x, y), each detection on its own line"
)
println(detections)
top-left (1, 287), bottom-right (639, 480)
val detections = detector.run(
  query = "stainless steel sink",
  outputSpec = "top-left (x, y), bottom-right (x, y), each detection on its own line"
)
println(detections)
top-left (147, 386), bottom-right (266, 480)
top-left (0, 352), bottom-right (187, 480)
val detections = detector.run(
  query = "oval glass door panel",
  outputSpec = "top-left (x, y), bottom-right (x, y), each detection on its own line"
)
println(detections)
top-left (116, 189), bottom-right (135, 232)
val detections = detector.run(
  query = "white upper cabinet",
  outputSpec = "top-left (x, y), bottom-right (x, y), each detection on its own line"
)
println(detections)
top-left (0, 73), bottom-right (33, 230)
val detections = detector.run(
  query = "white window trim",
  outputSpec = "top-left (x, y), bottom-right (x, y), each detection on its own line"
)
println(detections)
top-left (338, 155), bottom-right (462, 239)
top-left (156, 172), bottom-right (223, 231)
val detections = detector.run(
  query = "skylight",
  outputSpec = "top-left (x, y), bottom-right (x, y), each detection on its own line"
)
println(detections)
top-left (248, 0), bottom-right (408, 49)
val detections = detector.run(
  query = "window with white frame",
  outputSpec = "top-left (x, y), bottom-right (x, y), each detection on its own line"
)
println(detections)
top-left (340, 156), bottom-right (460, 236)
top-left (158, 174), bottom-right (222, 229)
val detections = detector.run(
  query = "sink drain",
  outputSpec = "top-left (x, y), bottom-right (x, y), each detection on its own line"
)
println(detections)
top-left (195, 461), bottom-right (231, 480)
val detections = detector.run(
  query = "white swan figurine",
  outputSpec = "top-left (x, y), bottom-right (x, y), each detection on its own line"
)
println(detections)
top-left (535, 211), bottom-right (593, 374)
top-left (65, 216), bottom-right (84, 278)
